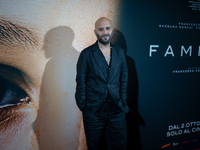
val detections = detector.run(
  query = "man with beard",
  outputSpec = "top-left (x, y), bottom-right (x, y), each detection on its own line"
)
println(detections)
top-left (75, 17), bottom-right (129, 150)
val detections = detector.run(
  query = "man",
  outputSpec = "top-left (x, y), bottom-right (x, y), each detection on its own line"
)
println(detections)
top-left (75, 17), bottom-right (129, 150)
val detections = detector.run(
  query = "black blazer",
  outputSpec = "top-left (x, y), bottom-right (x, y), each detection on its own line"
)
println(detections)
top-left (75, 41), bottom-right (129, 113)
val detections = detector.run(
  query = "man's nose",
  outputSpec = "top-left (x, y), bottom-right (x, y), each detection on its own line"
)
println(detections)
top-left (103, 29), bottom-right (108, 35)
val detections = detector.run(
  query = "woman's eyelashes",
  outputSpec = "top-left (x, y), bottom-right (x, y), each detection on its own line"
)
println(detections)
top-left (0, 77), bottom-right (30, 108)
top-left (0, 64), bottom-right (34, 108)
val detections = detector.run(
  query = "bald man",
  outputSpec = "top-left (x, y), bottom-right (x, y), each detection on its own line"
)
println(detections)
top-left (75, 17), bottom-right (129, 150)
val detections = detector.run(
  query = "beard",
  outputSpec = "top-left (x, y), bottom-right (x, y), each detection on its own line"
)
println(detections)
top-left (96, 31), bottom-right (113, 45)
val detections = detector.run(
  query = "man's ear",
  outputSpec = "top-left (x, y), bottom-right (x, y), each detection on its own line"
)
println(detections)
top-left (94, 30), bottom-right (97, 36)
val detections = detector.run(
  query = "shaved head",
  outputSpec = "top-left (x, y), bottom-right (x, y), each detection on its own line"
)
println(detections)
top-left (94, 17), bottom-right (114, 45)
top-left (95, 17), bottom-right (112, 30)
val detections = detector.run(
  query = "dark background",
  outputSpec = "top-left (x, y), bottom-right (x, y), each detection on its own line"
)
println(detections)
top-left (115, 0), bottom-right (200, 149)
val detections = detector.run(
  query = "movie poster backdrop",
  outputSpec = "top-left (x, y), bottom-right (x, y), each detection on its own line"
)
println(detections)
top-left (0, 0), bottom-right (200, 150)
top-left (0, 0), bottom-right (121, 149)
top-left (119, 0), bottom-right (200, 149)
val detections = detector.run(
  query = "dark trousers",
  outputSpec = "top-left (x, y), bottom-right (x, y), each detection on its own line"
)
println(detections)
top-left (82, 100), bottom-right (127, 150)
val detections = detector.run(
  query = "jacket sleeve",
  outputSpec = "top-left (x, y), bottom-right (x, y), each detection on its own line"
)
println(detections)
top-left (75, 50), bottom-right (87, 111)
top-left (120, 48), bottom-right (128, 107)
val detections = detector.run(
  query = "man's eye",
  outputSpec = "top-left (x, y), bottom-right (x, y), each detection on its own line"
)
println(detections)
top-left (106, 27), bottom-right (111, 30)
top-left (0, 77), bottom-right (30, 107)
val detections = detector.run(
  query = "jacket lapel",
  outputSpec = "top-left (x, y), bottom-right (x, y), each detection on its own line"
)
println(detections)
top-left (108, 45), bottom-right (119, 81)
top-left (92, 41), bottom-right (108, 79)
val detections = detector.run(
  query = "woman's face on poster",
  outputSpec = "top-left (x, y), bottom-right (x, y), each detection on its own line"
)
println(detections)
top-left (0, 0), bottom-right (121, 149)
